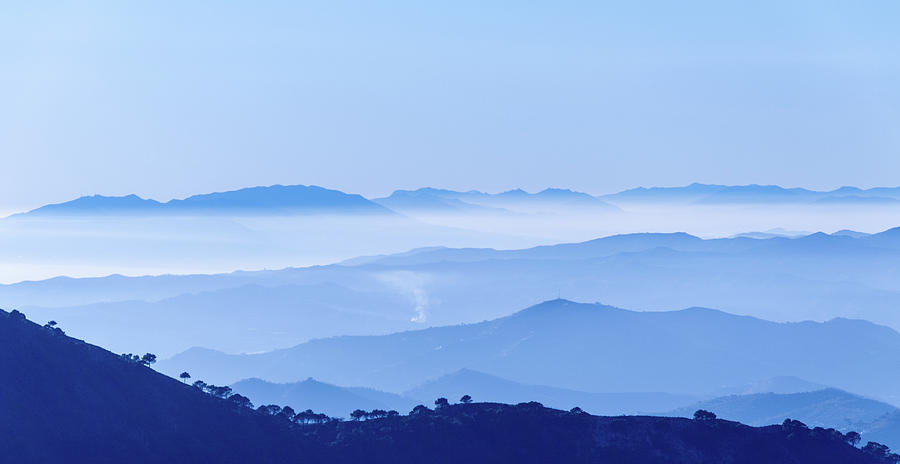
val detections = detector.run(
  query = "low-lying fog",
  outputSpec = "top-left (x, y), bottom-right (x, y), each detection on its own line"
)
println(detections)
top-left (2, 202), bottom-right (899, 283)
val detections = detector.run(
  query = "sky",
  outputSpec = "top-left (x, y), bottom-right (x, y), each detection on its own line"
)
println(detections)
top-left (2, 0), bottom-right (900, 213)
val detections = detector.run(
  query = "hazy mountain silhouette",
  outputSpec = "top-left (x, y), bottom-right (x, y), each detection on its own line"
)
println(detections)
top-left (11, 227), bottom-right (900, 358)
top-left (668, 389), bottom-right (900, 449)
top-left (833, 229), bottom-right (872, 238)
top-left (16, 194), bottom-right (164, 215)
top-left (670, 389), bottom-right (896, 429)
top-left (601, 183), bottom-right (900, 205)
top-left (710, 376), bottom-right (827, 396)
top-left (379, 187), bottom-right (620, 212)
top-left (732, 228), bottom-right (810, 239)
top-left (373, 190), bottom-right (507, 213)
top-left (232, 377), bottom-right (417, 418)
top-left (16, 184), bottom-right (394, 217)
top-left (23, 283), bottom-right (419, 356)
top-left (17, 184), bottom-right (900, 217)
top-left (158, 300), bottom-right (900, 403)
top-left (406, 368), bottom-right (697, 415)
top-left (6, 307), bottom-right (889, 464)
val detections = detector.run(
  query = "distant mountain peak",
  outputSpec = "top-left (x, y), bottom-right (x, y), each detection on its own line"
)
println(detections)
top-left (513, 299), bottom-right (619, 316)
top-left (14, 184), bottom-right (394, 217)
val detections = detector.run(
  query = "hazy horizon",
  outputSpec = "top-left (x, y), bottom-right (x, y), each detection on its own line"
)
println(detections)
top-left (4, 1), bottom-right (900, 213)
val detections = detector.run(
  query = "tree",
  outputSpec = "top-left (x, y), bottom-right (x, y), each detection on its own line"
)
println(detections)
top-left (228, 394), bottom-right (253, 409)
top-left (460, 395), bottom-right (472, 404)
top-left (387, 410), bottom-right (399, 418)
top-left (569, 407), bottom-right (585, 414)
top-left (179, 372), bottom-right (191, 383)
top-left (295, 409), bottom-right (316, 424)
top-left (192, 380), bottom-right (208, 390)
top-left (139, 353), bottom-right (157, 366)
top-left (845, 431), bottom-right (862, 446)
top-left (257, 404), bottom-right (282, 416)
top-left (434, 397), bottom-right (450, 409)
top-left (278, 406), bottom-right (296, 422)
top-left (350, 409), bottom-right (366, 421)
top-left (42, 320), bottom-right (65, 335)
top-left (862, 441), bottom-right (892, 457)
top-left (782, 418), bottom-right (807, 430)
top-left (206, 385), bottom-right (232, 399)
top-left (410, 405), bottom-right (431, 415)
top-left (693, 410), bottom-right (716, 421)
top-left (370, 409), bottom-right (387, 419)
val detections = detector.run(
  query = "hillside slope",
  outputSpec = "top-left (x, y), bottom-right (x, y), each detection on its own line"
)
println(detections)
top-left (0, 309), bottom-right (313, 463)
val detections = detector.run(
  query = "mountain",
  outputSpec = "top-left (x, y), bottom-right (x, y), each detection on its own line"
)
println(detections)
top-left (732, 228), bottom-right (810, 239)
top-left (601, 183), bottom-right (900, 205)
top-left (14, 184), bottom-right (394, 217)
top-left (378, 187), bottom-right (620, 212)
top-left (12, 227), bottom-right (900, 358)
top-left (19, 194), bottom-right (164, 215)
top-left (668, 389), bottom-right (900, 451)
top-left (24, 184), bottom-right (900, 216)
top-left (834, 230), bottom-right (872, 238)
top-left (158, 300), bottom-right (900, 403)
top-left (22, 283), bottom-right (419, 356)
top-left (5, 307), bottom-right (888, 464)
top-left (231, 378), bottom-right (417, 418)
top-left (711, 376), bottom-right (827, 396)
top-left (669, 389), bottom-right (898, 432)
top-left (373, 190), bottom-right (507, 213)
top-left (405, 368), bottom-right (697, 415)
top-left (166, 185), bottom-right (392, 214)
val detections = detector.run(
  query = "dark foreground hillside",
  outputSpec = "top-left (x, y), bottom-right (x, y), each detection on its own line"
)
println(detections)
top-left (1, 309), bottom-right (897, 464)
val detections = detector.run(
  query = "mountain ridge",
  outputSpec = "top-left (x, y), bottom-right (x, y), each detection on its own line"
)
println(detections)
top-left (13, 184), bottom-right (394, 217)
top-left (157, 299), bottom-right (900, 403)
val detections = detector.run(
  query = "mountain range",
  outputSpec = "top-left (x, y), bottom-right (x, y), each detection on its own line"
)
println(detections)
top-left (601, 183), bottom-right (900, 205)
top-left (156, 299), bottom-right (900, 404)
top-left (2, 307), bottom-right (891, 464)
top-left (13, 226), bottom-right (900, 357)
top-left (373, 187), bottom-right (620, 213)
top-left (16, 185), bottom-right (393, 217)
top-left (13, 183), bottom-right (900, 219)
top-left (227, 370), bottom-right (900, 452)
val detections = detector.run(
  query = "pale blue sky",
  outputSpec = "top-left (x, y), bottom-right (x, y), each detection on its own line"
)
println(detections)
top-left (2, 1), bottom-right (899, 212)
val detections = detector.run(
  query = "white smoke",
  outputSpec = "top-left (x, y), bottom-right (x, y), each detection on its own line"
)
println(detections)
top-left (375, 271), bottom-right (432, 323)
